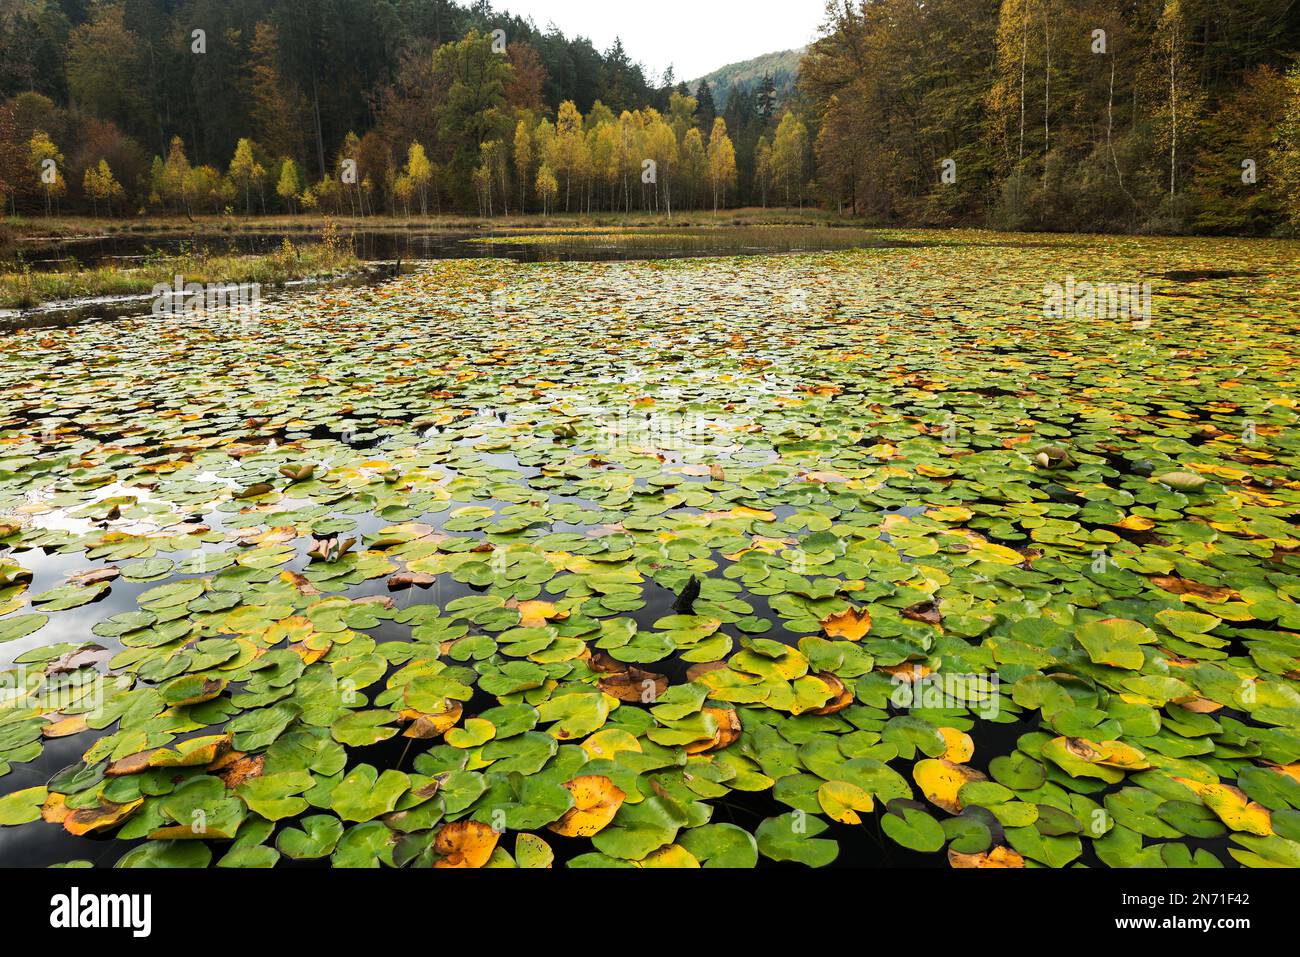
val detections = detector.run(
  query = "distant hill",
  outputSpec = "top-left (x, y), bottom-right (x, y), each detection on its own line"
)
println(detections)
top-left (689, 48), bottom-right (805, 112)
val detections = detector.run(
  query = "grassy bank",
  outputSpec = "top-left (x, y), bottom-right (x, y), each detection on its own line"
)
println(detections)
top-left (463, 224), bottom-right (912, 252)
top-left (0, 237), bottom-right (359, 310)
top-left (4, 207), bottom-right (866, 242)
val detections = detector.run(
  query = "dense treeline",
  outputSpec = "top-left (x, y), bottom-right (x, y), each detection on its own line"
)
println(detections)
top-left (0, 0), bottom-right (806, 216)
top-left (0, 0), bottom-right (665, 173)
top-left (4, 0), bottom-right (1297, 232)
top-left (804, 0), bottom-right (1300, 234)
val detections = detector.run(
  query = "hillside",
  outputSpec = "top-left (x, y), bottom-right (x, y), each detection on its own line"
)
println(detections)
top-left (689, 47), bottom-right (805, 111)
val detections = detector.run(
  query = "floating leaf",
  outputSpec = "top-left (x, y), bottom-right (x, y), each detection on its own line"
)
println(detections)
top-left (434, 820), bottom-right (500, 868)
top-left (548, 776), bottom-right (626, 838)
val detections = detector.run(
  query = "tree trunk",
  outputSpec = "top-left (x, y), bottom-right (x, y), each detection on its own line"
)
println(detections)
top-left (310, 73), bottom-right (326, 179)
top-left (1042, 3), bottom-right (1051, 160)
top-left (1018, 21), bottom-right (1026, 163)
top-left (1169, 40), bottom-right (1178, 196)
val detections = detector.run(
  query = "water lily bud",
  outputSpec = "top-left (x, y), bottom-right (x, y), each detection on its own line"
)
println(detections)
top-left (1034, 445), bottom-right (1072, 469)
top-left (1156, 471), bottom-right (1207, 492)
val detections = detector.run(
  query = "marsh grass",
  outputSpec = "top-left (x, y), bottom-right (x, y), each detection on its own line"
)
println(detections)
top-left (0, 235), bottom-right (358, 310)
top-left (464, 225), bottom-right (906, 252)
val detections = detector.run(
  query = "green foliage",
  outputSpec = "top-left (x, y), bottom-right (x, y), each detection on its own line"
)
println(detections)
top-left (2, 234), bottom-right (1299, 871)
top-left (805, 0), bottom-right (1300, 234)
top-left (691, 48), bottom-right (804, 114)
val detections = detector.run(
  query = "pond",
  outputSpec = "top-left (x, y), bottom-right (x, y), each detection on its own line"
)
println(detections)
top-left (11, 224), bottom-right (924, 272)
top-left (4, 224), bottom-right (928, 330)
top-left (1, 230), bottom-right (1298, 869)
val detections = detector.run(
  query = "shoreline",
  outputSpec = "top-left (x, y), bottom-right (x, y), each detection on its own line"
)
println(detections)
top-left (0, 241), bottom-right (363, 314)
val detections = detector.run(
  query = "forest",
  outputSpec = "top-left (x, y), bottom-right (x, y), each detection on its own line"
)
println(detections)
top-left (806, 0), bottom-right (1300, 233)
top-left (0, 0), bottom-right (793, 218)
top-left (1, 0), bottom-right (1299, 232)
top-left (3, 0), bottom-right (1300, 892)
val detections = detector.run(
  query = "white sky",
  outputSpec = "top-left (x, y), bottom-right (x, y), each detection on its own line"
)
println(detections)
top-left (494, 0), bottom-right (828, 82)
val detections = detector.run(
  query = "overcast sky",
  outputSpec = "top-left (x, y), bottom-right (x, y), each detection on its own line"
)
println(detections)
top-left (494, 0), bottom-right (827, 82)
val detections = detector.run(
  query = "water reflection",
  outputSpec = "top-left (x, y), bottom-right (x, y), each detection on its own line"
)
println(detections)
top-left (12, 226), bottom-right (917, 274)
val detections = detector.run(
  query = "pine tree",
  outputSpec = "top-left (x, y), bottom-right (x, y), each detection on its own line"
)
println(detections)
top-left (695, 79), bottom-right (717, 135)
top-left (247, 22), bottom-right (310, 165)
top-left (757, 73), bottom-right (777, 124)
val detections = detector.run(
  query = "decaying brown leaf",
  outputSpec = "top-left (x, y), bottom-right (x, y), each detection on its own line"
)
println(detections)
top-left (821, 607), bottom-right (872, 641)
top-left (597, 667), bottom-right (669, 703)
top-left (948, 846), bottom-right (1025, 868)
top-left (63, 797), bottom-right (143, 836)
top-left (547, 776), bottom-right (627, 838)
top-left (434, 820), bottom-right (500, 868)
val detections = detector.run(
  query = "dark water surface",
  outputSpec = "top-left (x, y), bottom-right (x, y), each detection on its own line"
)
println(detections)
top-left (12, 226), bottom-right (919, 272)
top-left (3, 226), bottom-right (922, 330)
top-left (6, 231), bottom-right (1280, 868)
